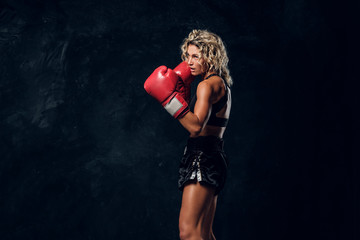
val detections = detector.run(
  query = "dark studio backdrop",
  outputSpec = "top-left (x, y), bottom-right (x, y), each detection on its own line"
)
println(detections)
top-left (0, 0), bottom-right (358, 239)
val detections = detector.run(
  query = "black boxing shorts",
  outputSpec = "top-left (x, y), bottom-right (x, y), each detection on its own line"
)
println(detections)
top-left (178, 136), bottom-right (229, 195)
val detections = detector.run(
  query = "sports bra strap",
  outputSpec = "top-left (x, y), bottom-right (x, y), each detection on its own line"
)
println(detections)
top-left (206, 116), bottom-right (229, 127)
top-left (204, 73), bottom-right (220, 80)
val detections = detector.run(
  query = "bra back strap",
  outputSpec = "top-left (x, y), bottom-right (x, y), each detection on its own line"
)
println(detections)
top-left (206, 117), bottom-right (229, 127)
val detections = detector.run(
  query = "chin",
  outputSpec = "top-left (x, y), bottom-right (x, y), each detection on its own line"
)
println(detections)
top-left (192, 70), bottom-right (202, 76)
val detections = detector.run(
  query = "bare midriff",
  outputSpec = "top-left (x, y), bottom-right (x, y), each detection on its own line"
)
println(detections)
top-left (199, 125), bottom-right (226, 138)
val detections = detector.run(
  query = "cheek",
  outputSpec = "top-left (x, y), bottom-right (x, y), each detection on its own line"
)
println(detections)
top-left (198, 60), bottom-right (205, 71)
top-left (199, 59), bottom-right (204, 66)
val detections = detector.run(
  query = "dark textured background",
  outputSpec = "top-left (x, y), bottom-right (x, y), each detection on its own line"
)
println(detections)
top-left (0, 0), bottom-right (358, 239)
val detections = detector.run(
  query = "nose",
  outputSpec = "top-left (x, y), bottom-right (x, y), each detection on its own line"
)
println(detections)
top-left (187, 56), bottom-right (193, 65)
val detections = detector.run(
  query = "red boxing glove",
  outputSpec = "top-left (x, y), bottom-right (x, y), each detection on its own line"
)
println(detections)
top-left (174, 62), bottom-right (195, 103)
top-left (144, 66), bottom-right (189, 118)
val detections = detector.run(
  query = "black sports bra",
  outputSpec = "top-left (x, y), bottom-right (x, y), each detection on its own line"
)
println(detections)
top-left (189, 74), bottom-right (230, 127)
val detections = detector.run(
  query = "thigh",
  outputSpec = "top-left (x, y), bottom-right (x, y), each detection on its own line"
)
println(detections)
top-left (204, 195), bottom-right (217, 225)
top-left (179, 182), bottom-right (216, 227)
top-left (202, 195), bottom-right (217, 235)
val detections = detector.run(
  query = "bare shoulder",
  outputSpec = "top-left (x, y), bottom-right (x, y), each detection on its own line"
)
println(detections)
top-left (197, 80), bottom-right (212, 90)
top-left (196, 80), bottom-right (213, 97)
top-left (203, 75), bottom-right (225, 95)
top-left (205, 75), bottom-right (223, 88)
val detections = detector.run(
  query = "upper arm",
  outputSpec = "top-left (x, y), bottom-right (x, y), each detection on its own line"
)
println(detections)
top-left (193, 81), bottom-right (213, 127)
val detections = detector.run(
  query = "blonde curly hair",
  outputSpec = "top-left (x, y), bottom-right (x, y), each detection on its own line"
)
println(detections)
top-left (181, 29), bottom-right (233, 86)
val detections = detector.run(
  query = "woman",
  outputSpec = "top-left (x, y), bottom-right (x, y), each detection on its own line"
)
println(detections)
top-left (177, 29), bottom-right (232, 240)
